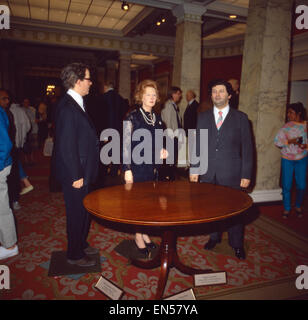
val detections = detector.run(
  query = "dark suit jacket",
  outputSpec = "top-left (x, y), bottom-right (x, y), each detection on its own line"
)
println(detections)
top-left (184, 100), bottom-right (199, 135)
top-left (194, 107), bottom-right (253, 188)
top-left (53, 94), bottom-right (99, 186)
top-left (104, 89), bottom-right (127, 131)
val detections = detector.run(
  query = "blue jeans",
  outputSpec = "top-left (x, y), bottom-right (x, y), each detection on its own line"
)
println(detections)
top-left (18, 160), bottom-right (27, 180)
top-left (281, 157), bottom-right (307, 211)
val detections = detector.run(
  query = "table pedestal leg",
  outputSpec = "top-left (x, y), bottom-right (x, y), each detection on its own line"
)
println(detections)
top-left (131, 230), bottom-right (213, 300)
top-left (154, 230), bottom-right (175, 300)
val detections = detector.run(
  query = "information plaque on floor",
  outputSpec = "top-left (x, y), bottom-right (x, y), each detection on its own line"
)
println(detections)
top-left (164, 288), bottom-right (196, 300)
top-left (194, 271), bottom-right (227, 286)
top-left (95, 275), bottom-right (124, 300)
top-left (47, 251), bottom-right (101, 277)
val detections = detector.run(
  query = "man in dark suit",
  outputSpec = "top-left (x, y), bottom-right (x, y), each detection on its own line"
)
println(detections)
top-left (54, 63), bottom-right (99, 267)
top-left (183, 90), bottom-right (199, 136)
top-left (95, 81), bottom-right (128, 177)
top-left (190, 79), bottom-right (253, 260)
top-left (228, 78), bottom-right (240, 110)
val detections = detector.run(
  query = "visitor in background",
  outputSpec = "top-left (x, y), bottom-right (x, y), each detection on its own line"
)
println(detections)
top-left (0, 88), bottom-right (19, 260)
top-left (274, 102), bottom-right (307, 218)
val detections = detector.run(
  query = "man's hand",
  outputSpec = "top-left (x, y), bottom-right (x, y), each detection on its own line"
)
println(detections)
top-left (124, 170), bottom-right (133, 184)
top-left (240, 178), bottom-right (250, 188)
top-left (72, 178), bottom-right (84, 188)
top-left (160, 148), bottom-right (169, 159)
top-left (190, 174), bottom-right (199, 182)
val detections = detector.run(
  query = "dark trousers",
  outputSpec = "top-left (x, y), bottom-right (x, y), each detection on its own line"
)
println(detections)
top-left (62, 182), bottom-right (91, 260)
top-left (7, 148), bottom-right (20, 206)
top-left (209, 219), bottom-right (244, 248)
top-left (207, 175), bottom-right (244, 248)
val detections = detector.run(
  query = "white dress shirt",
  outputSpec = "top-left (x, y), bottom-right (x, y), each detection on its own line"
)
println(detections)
top-left (213, 104), bottom-right (230, 125)
top-left (67, 89), bottom-right (85, 112)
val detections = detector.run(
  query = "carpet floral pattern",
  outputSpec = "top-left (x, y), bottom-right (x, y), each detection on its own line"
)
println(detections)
top-left (1, 174), bottom-right (307, 300)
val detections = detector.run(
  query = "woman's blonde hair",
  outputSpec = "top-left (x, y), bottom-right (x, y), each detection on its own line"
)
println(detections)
top-left (134, 79), bottom-right (160, 104)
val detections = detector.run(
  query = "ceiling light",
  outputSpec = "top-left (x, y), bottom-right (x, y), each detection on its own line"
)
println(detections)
top-left (156, 21), bottom-right (161, 26)
top-left (161, 18), bottom-right (166, 23)
top-left (229, 15), bottom-right (237, 19)
top-left (121, 1), bottom-right (129, 11)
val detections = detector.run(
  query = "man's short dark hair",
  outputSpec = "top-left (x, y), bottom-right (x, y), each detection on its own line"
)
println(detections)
top-left (61, 63), bottom-right (89, 91)
top-left (168, 86), bottom-right (182, 99)
top-left (208, 79), bottom-right (234, 96)
top-left (104, 81), bottom-right (115, 89)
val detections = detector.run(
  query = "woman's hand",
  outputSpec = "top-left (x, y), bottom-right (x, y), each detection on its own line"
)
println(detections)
top-left (160, 148), bottom-right (168, 159)
top-left (190, 174), bottom-right (199, 182)
top-left (124, 170), bottom-right (133, 184)
top-left (288, 138), bottom-right (297, 145)
top-left (72, 178), bottom-right (84, 188)
top-left (288, 137), bottom-right (302, 145)
top-left (240, 178), bottom-right (250, 188)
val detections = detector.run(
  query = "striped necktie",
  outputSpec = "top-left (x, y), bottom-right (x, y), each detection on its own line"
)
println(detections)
top-left (216, 111), bottom-right (223, 129)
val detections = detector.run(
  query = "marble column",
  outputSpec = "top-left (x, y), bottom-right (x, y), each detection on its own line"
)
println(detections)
top-left (118, 52), bottom-right (131, 101)
top-left (239, 0), bottom-right (293, 201)
top-left (172, 4), bottom-right (206, 167)
top-left (171, 3), bottom-right (206, 117)
top-left (105, 60), bottom-right (117, 87)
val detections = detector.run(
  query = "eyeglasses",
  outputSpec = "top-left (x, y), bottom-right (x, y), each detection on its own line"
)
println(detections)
top-left (84, 78), bottom-right (92, 82)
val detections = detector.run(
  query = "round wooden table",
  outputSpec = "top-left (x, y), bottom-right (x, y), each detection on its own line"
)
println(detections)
top-left (84, 181), bottom-right (252, 299)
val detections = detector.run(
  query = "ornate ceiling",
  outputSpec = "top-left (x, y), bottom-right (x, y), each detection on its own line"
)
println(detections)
top-left (1, 0), bottom-right (249, 39)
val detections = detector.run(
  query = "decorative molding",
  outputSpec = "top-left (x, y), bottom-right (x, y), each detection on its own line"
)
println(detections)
top-left (1, 26), bottom-right (174, 58)
top-left (172, 3), bottom-right (207, 24)
top-left (203, 43), bottom-right (243, 58)
top-left (202, 32), bottom-right (308, 59)
top-left (2, 17), bottom-right (307, 62)
top-left (10, 17), bottom-right (122, 38)
top-left (202, 33), bottom-right (244, 58)
top-left (249, 189), bottom-right (283, 203)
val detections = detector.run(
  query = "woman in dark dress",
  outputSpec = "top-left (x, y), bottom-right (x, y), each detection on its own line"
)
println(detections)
top-left (123, 79), bottom-right (168, 257)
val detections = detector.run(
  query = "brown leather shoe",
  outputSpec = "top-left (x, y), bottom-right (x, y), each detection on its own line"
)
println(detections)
top-left (84, 246), bottom-right (99, 255)
top-left (67, 256), bottom-right (96, 267)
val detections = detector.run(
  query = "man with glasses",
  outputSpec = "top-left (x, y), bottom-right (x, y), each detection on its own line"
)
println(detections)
top-left (0, 89), bottom-right (19, 260)
top-left (53, 63), bottom-right (100, 267)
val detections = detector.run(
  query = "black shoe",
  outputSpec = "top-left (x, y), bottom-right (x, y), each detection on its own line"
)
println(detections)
top-left (204, 239), bottom-right (219, 250)
top-left (145, 242), bottom-right (157, 249)
top-left (233, 247), bottom-right (246, 260)
top-left (295, 208), bottom-right (303, 218)
top-left (67, 256), bottom-right (96, 267)
top-left (282, 210), bottom-right (290, 219)
top-left (134, 242), bottom-right (150, 258)
top-left (84, 246), bottom-right (99, 255)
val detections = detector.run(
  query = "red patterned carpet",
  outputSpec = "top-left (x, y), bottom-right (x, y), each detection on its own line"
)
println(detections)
top-left (0, 155), bottom-right (307, 300)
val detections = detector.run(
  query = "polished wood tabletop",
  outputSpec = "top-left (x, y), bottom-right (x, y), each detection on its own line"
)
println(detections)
top-left (84, 180), bottom-right (253, 227)
top-left (84, 180), bottom-right (253, 300)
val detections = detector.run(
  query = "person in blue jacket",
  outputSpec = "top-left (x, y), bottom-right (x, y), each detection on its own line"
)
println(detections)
top-left (0, 89), bottom-right (19, 260)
